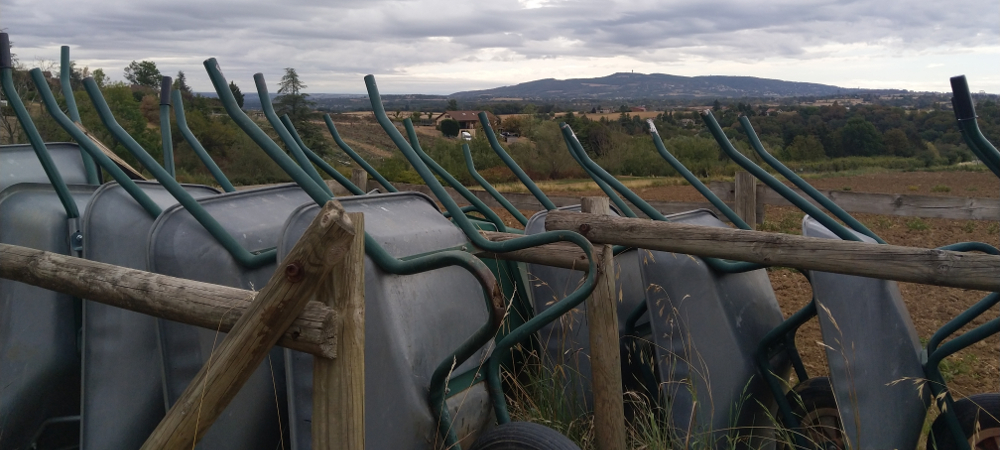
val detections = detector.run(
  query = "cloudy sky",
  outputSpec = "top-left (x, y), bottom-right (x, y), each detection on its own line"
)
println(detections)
top-left (5, 0), bottom-right (999, 95)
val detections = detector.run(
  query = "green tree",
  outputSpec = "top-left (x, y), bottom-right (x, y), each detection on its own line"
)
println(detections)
top-left (273, 68), bottom-right (329, 154)
top-left (123, 60), bottom-right (161, 89)
top-left (92, 68), bottom-right (108, 88)
top-left (883, 128), bottom-right (913, 157)
top-left (446, 99), bottom-right (458, 111)
top-left (273, 67), bottom-right (313, 121)
top-left (229, 81), bottom-right (244, 108)
top-left (838, 116), bottom-right (883, 157)
top-left (440, 119), bottom-right (460, 137)
top-left (785, 135), bottom-right (826, 161)
top-left (173, 71), bottom-right (191, 94)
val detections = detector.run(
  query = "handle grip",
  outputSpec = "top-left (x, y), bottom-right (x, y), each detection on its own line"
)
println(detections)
top-left (160, 76), bottom-right (172, 105)
top-left (950, 75), bottom-right (976, 121)
top-left (1, 33), bottom-right (11, 70)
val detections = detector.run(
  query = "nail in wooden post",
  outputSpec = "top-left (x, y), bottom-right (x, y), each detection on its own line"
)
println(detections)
top-left (313, 212), bottom-right (365, 449)
top-left (581, 196), bottom-right (626, 450)
top-left (735, 171), bottom-right (757, 227)
top-left (351, 168), bottom-right (368, 193)
top-left (141, 200), bottom-right (357, 450)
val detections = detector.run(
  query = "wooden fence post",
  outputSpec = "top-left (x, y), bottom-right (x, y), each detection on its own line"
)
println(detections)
top-left (141, 200), bottom-right (358, 450)
top-left (313, 212), bottom-right (365, 449)
top-left (351, 168), bottom-right (368, 193)
top-left (581, 197), bottom-right (626, 450)
top-left (735, 171), bottom-right (757, 227)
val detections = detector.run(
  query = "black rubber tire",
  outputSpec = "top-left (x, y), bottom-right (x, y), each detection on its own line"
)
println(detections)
top-left (928, 393), bottom-right (1000, 450)
top-left (469, 422), bottom-right (581, 450)
top-left (778, 377), bottom-right (845, 450)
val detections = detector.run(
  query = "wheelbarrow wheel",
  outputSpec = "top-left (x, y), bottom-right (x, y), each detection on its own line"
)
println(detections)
top-left (468, 422), bottom-right (581, 450)
top-left (927, 393), bottom-right (1000, 450)
top-left (777, 376), bottom-right (845, 450)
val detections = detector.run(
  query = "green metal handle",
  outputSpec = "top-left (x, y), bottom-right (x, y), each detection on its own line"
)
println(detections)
top-left (252, 73), bottom-right (334, 197)
top-left (646, 119), bottom-right (751, 229)
top-left (563, 122), bottom-right (762, 274)
top-left (925, 315), bottom-right (1000, 450)
top-left (559, 128), bottom-right (636, 216)
top-left (203, 59), bottom-right (330, 205)
top-left (737, 115), bottom-right (885, 244)
top-left (950, 76), bottom-right (1000, 177)
top-left (82, 77), bottom-right (275, 269)
top-left (462, 143), bottom-right (528, 225)
top-left (366, 75), bottom-right (597, 445)
top-left (59, 45), bottom-right (98, 184)
top-left (323, 114), bottom-right (398, 192)
top-left (172, 89), bottom-right (236, 192)
top-left (2, 66), bottom-right (80, 219)
top-left (278, 114), bottom-right (364, 195)
top-left (701, 111), bottom-right (863, 242)
top-left (159, 76), bottom-right (175, 178)
top-left (205, 60), bottom-right (513, 450)
top-left (399, 118), bottom-right (508, 231)
top-left (29, 68), bottom-right (162, 218)
top-left (477, 112), bottom-right (557, 210)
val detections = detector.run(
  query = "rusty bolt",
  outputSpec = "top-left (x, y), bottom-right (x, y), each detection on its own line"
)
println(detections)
top-left (579, 223), bottom-right (591, 235)
top-left (285, 262), bottom-right (303, 282)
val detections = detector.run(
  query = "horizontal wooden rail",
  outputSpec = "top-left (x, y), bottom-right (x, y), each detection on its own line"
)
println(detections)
top-left (710, 180), bottom-right (1000, 221)
top-left (546, 211), bottom-right (1000, 292)
top-left (0, 243), bottom-right (338, 358)
top-left (476, 231), bottom-right (602, 271)
top-left (387, 181), bottom-right (752, 222)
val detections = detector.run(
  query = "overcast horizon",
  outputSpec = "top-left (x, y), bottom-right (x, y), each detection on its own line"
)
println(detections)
top-left (4, 0), bottom-right (999, 96)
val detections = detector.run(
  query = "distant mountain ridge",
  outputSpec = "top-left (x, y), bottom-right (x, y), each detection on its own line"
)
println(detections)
top-left (449, 72), bottom-right (885, 99)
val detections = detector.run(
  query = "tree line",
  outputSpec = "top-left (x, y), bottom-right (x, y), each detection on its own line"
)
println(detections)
top-left (1, 58), bottom-right (338, 185)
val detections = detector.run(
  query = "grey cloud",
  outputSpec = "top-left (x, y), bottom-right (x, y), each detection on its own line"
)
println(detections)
top-left (4, 0), bottom-right (997, 93)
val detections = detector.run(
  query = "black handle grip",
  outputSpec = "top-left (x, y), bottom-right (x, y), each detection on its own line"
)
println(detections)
top-left (160, 76), bottom-right (172, 105)
top-left (1, 33), bottom-right (11, 70)
top-left (950, 75), bottom-right (976, 121)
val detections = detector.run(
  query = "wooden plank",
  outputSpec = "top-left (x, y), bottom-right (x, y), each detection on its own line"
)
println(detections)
top-left (351, 168), bottom-right (368, 194)
top-left (545, 211), bottom-right (1000, 292)
top-left (391, 182), bottom-right (741, 223)
top-left (710, 180), bottom-right (1000, 221)
top-left (0, 242), bottom-right (338, 358)
top-left (74, 122), bottom-right (147, 180)
top-left (734, 171), bottom-right (757, 226)
top-left (476, 230), bottom-right (606, 271)
top-left (581, 198), bottom-right (626, 450)
top-left (141, 200), bottom-right (358, 449)
top-left (313, 212), bottom-right (365, 449)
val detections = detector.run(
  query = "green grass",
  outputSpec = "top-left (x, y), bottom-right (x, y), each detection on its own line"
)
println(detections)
top-left (906, 218), bottom-right (930, 231)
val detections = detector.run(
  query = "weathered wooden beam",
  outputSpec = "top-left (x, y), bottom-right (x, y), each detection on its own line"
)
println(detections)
top-left (476, 231), bottom-right (602, 271)
top-left (391, 182), bottom-right (743, 223)
top-left (313, 212), bottom-right (366, 449)
top-left (142, 201), bottom-right (358, 449)
top-left (546, 211), bottom-right (1000, 292)
top-left (582, 198), bottom-right (626, 450)
top-left (0, 243), bottom-right (337, 358)
top-left (351, 168), bottom-right (367, 194)
top-left (710, 180), bottom-right (1000, 221)
top-left (734, 171), bottom-right (757, 226)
